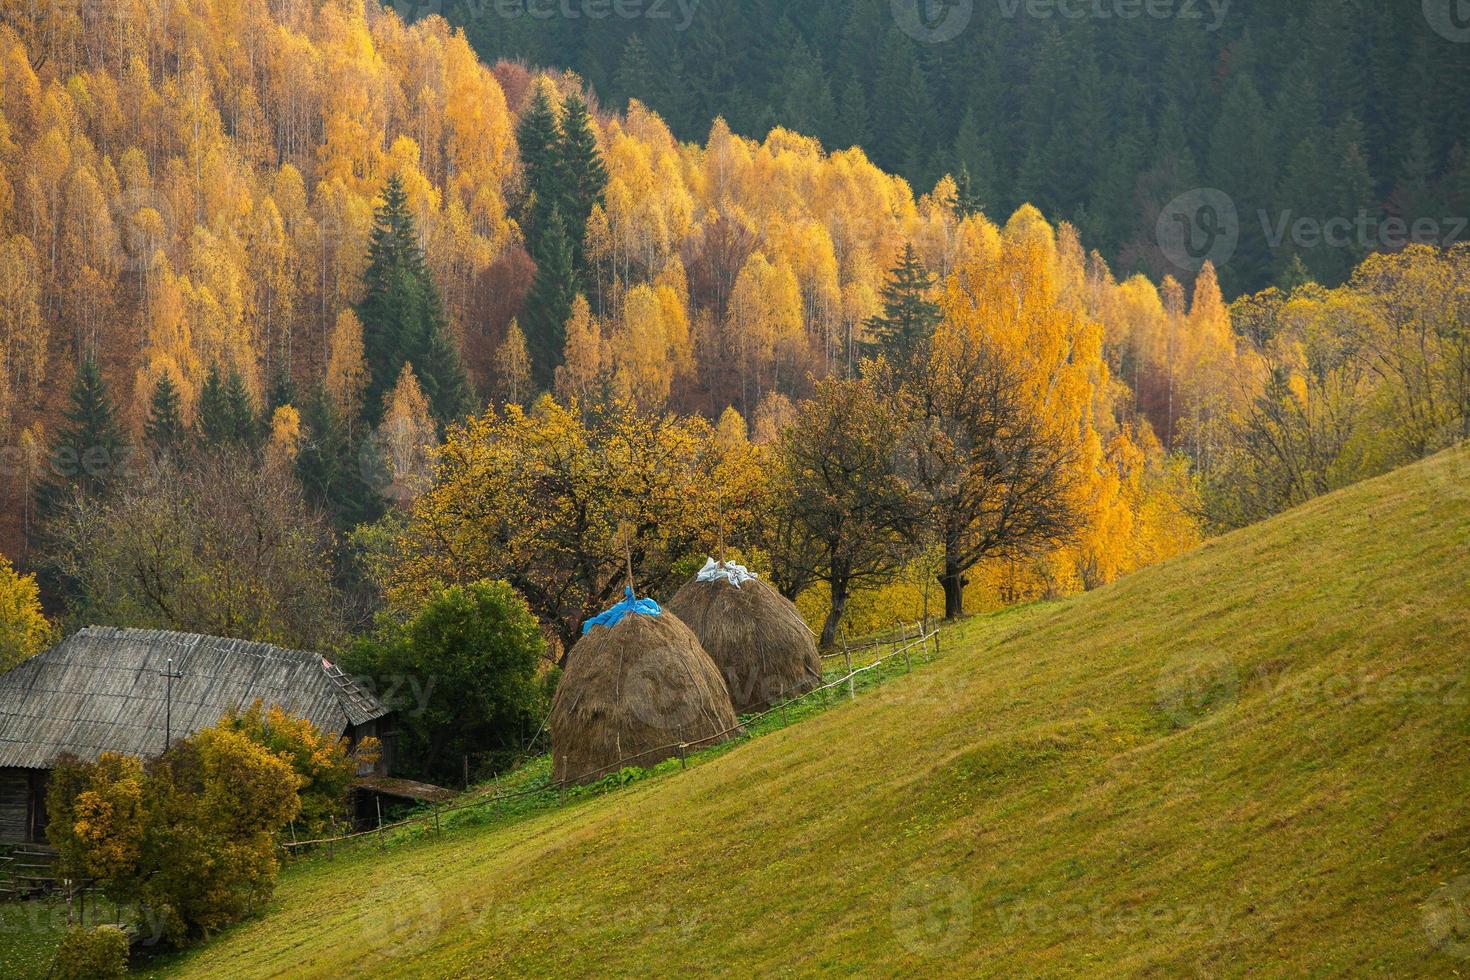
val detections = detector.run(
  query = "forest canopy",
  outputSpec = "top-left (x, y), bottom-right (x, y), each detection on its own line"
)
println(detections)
top-left (0, 0), bottom-right (1464, 649)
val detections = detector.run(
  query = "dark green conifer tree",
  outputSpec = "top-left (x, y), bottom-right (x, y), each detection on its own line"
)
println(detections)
top-left (554, 91), bottom-right (608, 282)
top-left (38, 355), bottom-right (125, 518)
top-left (356, 175), bottom-right (469, 425)
top-left (143, 371), bottom-right (185, 455)
top-left (523, 208), bottom-right (577, 390)
top-left (298, 385), bottom-right (384, 530)
top-left (515, 85), bottom-right (564, 250)
top-left (863, 244), bottom-right (942, 370)
top-left (196, 363), bottom-right (232, 447)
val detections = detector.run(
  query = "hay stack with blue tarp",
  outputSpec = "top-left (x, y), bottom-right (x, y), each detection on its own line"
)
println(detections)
top-left (550, 588), bottom-right (739, 785)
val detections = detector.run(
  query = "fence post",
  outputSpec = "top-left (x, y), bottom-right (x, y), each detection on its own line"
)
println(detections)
top-left (844, 647), bottom-right (855, 701)
top-left (434, 809), bottom-right (441, 835)
top-left (678, 743), bottom-right (688, 769)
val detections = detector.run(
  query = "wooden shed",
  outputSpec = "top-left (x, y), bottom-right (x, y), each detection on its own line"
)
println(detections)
top-left (0, 626), bottom-right (396, 844)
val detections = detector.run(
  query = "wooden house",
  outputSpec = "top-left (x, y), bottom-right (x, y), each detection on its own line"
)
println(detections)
top-left (0, 626), bottom-right (397, 843)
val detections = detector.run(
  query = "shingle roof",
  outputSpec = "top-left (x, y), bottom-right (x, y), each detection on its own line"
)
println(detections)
top-left (0, 627), bottom-right (391, 769)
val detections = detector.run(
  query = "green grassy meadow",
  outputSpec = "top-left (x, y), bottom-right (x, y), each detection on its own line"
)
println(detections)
top-left (25, 449), bottom-right (1470, 976)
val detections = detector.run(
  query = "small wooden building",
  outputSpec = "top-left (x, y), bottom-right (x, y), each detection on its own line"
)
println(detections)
top-left (0, 626), bottom-right (396, 844)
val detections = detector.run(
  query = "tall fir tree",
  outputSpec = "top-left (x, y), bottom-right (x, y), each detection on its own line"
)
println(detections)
top-left (864, 244), bottom-right (942, 370)
top-left (198, 364), bottom-right (259, 449)
top-left (196, 363), bottom-right (230, 446)
top-left (516, 84), bottom-right (565, 252)
top-left (297, 385), bottom-right (384, 530)
top-left (222, 368), bottom-right (260, 447)
top-left (952, 108), bottom-right (995, 216)
top-left (144, 372), bottom-right (185, 455)
top-left (523, 207), bottom-right (578, 390)
top-left (38, 355), bottom-right (125, 518)
top-left (415, 308), bottom-right (472, 425)
top-left (614, 34), bottom-right (658, 113)
top-left (835, 77), bottom-right (871, 150)
top-left (554, 91), bottom-right (608, 284)
top-left (356, 175), bottom-right (469, 426)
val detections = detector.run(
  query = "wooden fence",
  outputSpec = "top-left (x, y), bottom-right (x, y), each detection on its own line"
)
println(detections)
top-left (282, 622), bottom-right (943, 853)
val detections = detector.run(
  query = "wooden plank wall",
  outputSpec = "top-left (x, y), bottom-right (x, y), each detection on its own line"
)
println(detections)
top-left (0, 768), bottom-right (30, 843)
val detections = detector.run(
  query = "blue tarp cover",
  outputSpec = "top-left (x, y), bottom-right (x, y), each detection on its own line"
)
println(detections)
top-left (581, 586), bottom-right (662, 635)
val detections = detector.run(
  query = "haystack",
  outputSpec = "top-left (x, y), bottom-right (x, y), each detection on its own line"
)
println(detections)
top-left (550, 593), bottom-right (740, 785)
top-left (667, 560), bottom-right (822, 713)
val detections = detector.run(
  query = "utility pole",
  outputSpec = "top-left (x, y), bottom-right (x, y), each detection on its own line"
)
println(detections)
top-left (155, 656), bottom-right (185, 754)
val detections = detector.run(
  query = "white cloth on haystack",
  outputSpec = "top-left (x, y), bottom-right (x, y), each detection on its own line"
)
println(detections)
top-left (696, 557), bottom-right (760, 587)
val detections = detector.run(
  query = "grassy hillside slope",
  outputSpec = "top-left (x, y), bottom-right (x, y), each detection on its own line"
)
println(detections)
top-left (165, 450), bottom-right (1470, 977)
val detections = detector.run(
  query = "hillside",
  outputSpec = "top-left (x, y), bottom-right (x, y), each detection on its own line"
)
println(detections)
top-left (156, 446), bottom-right (1470, 977)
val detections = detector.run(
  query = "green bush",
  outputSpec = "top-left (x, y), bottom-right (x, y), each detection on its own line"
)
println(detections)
top-left (344, 579), bottom-right (549, 784)
top-left (52, 925), bottom-right (129, 979)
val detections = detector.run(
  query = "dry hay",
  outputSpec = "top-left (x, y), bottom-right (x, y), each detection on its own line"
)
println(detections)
top-left (666, 575), bottom-right (822, 713)
top-left (550, 610), bottom-right (740, 785)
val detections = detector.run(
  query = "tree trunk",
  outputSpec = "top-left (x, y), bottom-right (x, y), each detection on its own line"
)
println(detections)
top-left (820, 580), bottom-right (849, 649)
top-left (940, 554), bottom-right (966, 620)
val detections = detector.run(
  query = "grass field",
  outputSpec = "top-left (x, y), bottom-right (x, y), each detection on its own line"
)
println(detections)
top-left (53, 450), bottom-right (1470, 975)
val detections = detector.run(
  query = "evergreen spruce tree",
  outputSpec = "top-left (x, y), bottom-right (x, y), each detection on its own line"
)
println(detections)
top-left (297, 385), bottom-right (383, 530)
top-left (515, 85), bottom-right (565, 250)
top-left (614, 34), bottom-right (658, 113)
top-left (38, 355), bottom-right (125, 518)
top-left (872, 31), bottom-right (932, 179)
top-left (196, 363), bottom-right (232, 447)
top-left (222, 368), bottom-right (260, 447)
top-left (554, 91), bottom-right (608, 283)
top-left (776, 35), bottom-right (837, 149)
top-left (143, 372), bottom-right (185, 455)
top-left (358, 176), bottom-right (419, 413)
top-left (1208, 75), bottom-right (1278, 294)
top-left (266, 371), bottom-right (297, 415)
top-left (415, 306), bottom-right (472, 424)
top-left (863, 244), bottom-right (942, 370)
top-left (835, 78), bottom-right (871, 150)
top-left (356, 175), bottom-right (468, 426)
top-left (198, 365), bottom-right (260, 449)
top-left (1393, 127), bottom-right (1440, 222)
top-left (523, 207), bottom-right (578, 390)
top-left (952, 108), bottom-right (995, 215)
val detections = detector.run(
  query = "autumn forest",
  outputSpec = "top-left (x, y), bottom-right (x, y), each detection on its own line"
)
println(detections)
top-left (0, 0), bottom-right (1466, 666)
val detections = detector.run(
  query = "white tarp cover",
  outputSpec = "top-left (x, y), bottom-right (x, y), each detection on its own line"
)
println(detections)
top-left (696, 557), bottom-right (760, 588)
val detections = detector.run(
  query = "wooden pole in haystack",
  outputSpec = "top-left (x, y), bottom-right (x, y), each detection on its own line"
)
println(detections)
top-left (619, 520), bottom-right (637, 593)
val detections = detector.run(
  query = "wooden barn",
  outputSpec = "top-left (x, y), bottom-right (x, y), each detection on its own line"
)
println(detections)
top-left (0, 626), bottom-right (399, 844)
